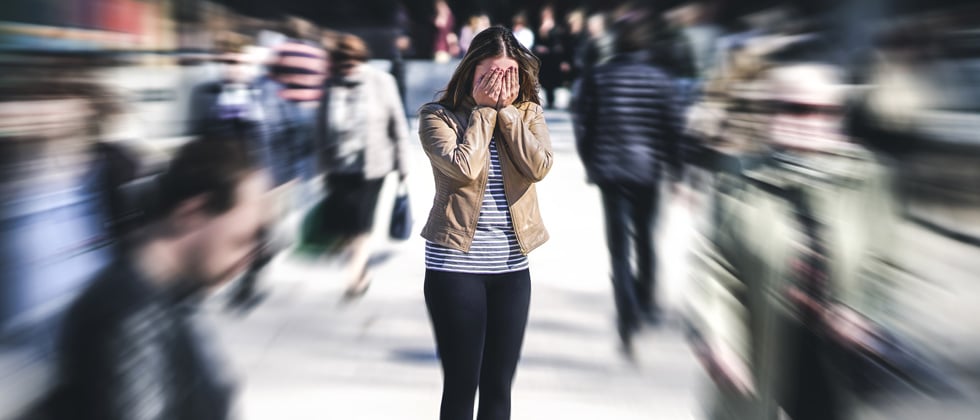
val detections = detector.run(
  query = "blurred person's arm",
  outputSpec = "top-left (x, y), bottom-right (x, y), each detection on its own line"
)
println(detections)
top-left (383, 72), bottom-right (411, 180)
top-left (684, 183), bottom-right (759, 396)
top-left (661, 75), bottom-right (685, 184)
top-left (418, 104), bottom-right (493, 182)
top-left (571, 70), bottom-right (596, 162)
top-left (316, 86), bottom-right (332, 175)
top-left (496, 103), bottom-right (553, 182)
top-left (187, 83), bottom-right (215, 136)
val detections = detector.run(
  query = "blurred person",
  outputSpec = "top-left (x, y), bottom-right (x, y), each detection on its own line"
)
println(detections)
top-left (576, 12), bottom-right (614, 77)
top-left (668, 2), bottom-right (722, 83)
top-left (393, 2), bottom-right (415, 102)
top-left (571, 4), bottom-right (684, 355)
top-left (188, 43), bottom-right (264, 142)
top-left (684, 60), bottom-right (902, 420)
top-left (512, 12), bottom-right (535, 50)
top-left (418, 26), bottom-right (552, 420)
top-left (841, 10), bottom-right (980, 416)
top-left (226, 20), bottom-right (329, 311)
top-left (563, 9), bottom-right (587, 85)
top-left (433, 0), bottom-right (459, 63)
top-left (38, 137), bottom-right (270, 420)
top-left (535, 4), bottom-right (567, 109)
top-left (318, 34), bottom-right (411, 300)
top-left (459, 14), bottom-right (491, 57)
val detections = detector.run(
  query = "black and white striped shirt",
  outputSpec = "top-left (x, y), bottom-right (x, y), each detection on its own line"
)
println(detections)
top-left (425, 139), bottom-right (529, 274)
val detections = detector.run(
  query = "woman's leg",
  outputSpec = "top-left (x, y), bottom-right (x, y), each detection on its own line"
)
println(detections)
top-left (341, 177), bottom-right (385, 297)
top-left (476, 269), bottom-right (531, 420)
top-left (425, 270), bottom-right (489, 420)
top-left (343, 232), bottom-right (373, 295)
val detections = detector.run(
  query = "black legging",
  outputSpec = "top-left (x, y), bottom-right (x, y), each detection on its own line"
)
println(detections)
top-left (424, 269), bottom-right (531, 420)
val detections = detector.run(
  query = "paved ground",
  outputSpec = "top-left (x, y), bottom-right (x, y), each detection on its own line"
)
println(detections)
top-left (201, 109), bottom-right (708, 420)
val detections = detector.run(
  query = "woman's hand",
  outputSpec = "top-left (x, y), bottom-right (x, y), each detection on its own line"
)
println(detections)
top-left (496, 67), bottom-right (519, 109)
top-left (472, 68), bottom-right (503, 108)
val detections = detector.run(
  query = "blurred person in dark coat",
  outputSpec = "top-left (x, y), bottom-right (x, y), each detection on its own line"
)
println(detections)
top-left (534, 4), bottom-right (567, 109)
top-left (572, 3), bottom-right (684, 355)
top-left (40, 137), bottom-right (270, 420)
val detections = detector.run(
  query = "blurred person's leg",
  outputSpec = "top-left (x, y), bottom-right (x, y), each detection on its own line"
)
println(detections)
top-left (632, 183), bottom-right (661, 322)
top-left (294, 103), bottom-right (319, 206)
top-left (780, 320), bottom-right (841, 420)
top-left (228, 226), bottom-right (272, 310)
top-left (425, 270), bottom-right (488, 420)
top-left (599, 183), bottom-right (642, 349)
top-left (341, 177), bottom-right (385, 298)
top-left (476, 269), bottom-right (531, 420)
top-left (544, 87), bottom-right (556, 110)
top-left (342, 233), bottom-right (373, 296)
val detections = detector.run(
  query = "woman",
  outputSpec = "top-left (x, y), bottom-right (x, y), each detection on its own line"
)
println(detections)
top-left (417, 26), bottom-right (553, 420)
top-left (319, 34), bottom-right (410, 299)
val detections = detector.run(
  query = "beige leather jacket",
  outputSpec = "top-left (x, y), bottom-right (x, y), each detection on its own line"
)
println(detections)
top-left (418, 98), bottom-right (553, 254)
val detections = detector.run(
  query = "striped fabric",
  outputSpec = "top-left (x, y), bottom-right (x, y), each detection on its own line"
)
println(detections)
top-left (425, 139), bottom-right (529, 274)
top-left (273, 40), bottom-right (327, 102)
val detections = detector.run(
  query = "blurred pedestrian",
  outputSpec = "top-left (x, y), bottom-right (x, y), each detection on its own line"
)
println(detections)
top-left (564, 9), bottom-right (587, 83)
top-left (433, 0), bottom-right (459, 63)
top-left (459, 14), bottom-right (491, 57)
top-left (576, 12), bottom-right (613, 77)
top-left (418, 26), bottom-right (553, 420)
top-left (318, 34), bottom-right (411, 300)
top-left (685, 61), bottom-right (897, 420)
top-left (188, 42), bottom-right (265, 145)
top-left (46, 137), bottom-right (269, 420)
top-left (535, 4), bottom-right (567, 109)
top-left (226, 19), bottom-right (328, 311)
top-left (512, 13), bottom-right (535, 50)
top-left (572, 5), bottom-right (684, 355)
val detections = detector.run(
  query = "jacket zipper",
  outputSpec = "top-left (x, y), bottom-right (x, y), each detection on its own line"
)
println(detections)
top-left (496, 138), bottom-right (528, 255)
top-left (467, 147), bottom-right (489, 252)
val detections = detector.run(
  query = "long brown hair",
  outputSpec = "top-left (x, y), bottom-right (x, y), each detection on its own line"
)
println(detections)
top-left (436, 26), bottom-right (540, 109)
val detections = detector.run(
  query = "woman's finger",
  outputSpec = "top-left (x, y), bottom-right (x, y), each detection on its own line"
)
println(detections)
top-left (488, 68), bottom-right (503, 90)
top-left (474, 74), bottom-right (485, 93)
top-left (478, 71), bottom-right (491, 92)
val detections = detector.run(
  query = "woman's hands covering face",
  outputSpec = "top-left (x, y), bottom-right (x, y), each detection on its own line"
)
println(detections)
top-left (472, 67), bottom-right (504, 108)
top-left (472, 66), bottom-right (519, 109)
top-left (496, 67), bottom-right (519, 109)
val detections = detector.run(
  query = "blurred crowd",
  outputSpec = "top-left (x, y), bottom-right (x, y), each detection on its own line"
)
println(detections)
top-left (2, 0), bottom-right (980, 419)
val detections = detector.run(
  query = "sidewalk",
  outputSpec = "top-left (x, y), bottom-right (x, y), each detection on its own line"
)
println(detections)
top-left (201, 110), bottom-right (707, 420)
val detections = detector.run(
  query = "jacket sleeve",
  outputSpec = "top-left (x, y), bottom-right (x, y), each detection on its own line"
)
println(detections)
top-left (72, 316), bottom-right (172, 420)
top-left (384, 73), bottom-right (411, 177)
top-left (496, 104), bottom-right (554, 182)
top-left (418, 104), bottom-right (495, 182)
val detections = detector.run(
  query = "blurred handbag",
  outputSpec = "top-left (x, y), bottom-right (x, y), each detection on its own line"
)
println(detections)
top-left (298, 189), bottom-right (343, 256)
top-left (389, 180), bottom-right (412, 240)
